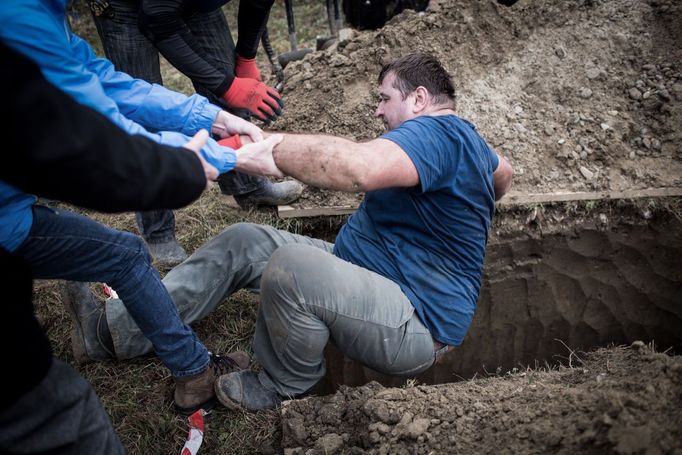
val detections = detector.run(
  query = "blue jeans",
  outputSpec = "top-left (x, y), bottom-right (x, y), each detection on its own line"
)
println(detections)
top-left (92, 0), bottom-right (267, 243)
top-left (14, 205), bottom-right (209, 377)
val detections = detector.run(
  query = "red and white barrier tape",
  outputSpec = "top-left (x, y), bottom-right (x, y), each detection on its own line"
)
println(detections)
top-left (102, 283), bottom-right (118, 300)
top-left (180, 409), bottom-right (207, 455)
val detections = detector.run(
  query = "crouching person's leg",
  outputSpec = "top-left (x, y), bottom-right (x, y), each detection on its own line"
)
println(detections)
top-left (215, 244), bottom-right (435, 411)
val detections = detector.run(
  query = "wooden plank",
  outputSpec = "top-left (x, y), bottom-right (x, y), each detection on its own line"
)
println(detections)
top-left (278, 205), bottom-right (358, 218)
top-left (497, 187), bottom-right (682, 207)
top-left (278, 187), bottom-right (682, 218)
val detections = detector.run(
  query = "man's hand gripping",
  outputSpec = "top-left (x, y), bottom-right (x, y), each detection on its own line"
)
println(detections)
top-left (234, 134), bottom-right (285, 178)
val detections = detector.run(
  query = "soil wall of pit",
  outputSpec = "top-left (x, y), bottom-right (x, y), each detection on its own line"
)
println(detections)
top-left (314, 203), bottom-right (682, 392)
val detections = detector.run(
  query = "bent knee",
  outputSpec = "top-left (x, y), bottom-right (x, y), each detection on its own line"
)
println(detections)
top-left (119, 232), bottom-right (152, 263)
top-left (267, 244), bottom-right (323, 275)
top-left (261, 245), bottom-right (332, 302)
top-left (216, 222), bottom-right (273, 246)
top-left (260, 245), bottom-right (302, 300)
top-left (222, 222), bottom-right (262, 236)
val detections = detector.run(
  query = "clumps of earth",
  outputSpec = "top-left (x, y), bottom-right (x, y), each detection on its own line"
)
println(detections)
top-left (271, 0), bottom-right (681, 210)
top-left (279, 344), bottom-right (682, 454)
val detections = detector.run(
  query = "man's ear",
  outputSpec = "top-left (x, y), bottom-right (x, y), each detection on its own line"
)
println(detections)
top-left (412, 86), bottom-right (429, 113)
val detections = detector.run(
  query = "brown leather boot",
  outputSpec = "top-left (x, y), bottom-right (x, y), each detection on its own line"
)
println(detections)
top-left (173, 351), bottom-right (250, 415)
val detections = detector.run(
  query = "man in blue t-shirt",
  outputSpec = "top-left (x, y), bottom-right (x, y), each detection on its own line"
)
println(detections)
top-left (96, 53), bottom-right (513, 411)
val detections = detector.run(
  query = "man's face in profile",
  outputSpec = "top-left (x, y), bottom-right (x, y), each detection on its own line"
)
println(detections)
top-left (374, 72), bottom-right (415, 131)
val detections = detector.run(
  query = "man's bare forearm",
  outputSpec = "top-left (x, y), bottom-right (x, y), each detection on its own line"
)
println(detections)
top-left (273, 134), bottom-right (370, 192)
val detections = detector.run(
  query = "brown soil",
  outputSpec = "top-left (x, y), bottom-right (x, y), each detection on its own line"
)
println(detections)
top-left (272, 0), bottom-right (682, 210)
top-left (262, 1), bottom-right (682, 453)
top-left (280, 344), bottom-right (682, 454)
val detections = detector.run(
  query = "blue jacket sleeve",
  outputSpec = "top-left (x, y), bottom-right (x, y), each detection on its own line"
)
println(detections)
top-left (0, 0), bottom-right (236, 173)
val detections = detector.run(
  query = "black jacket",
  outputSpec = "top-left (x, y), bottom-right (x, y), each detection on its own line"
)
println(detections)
top-left (0, 41), bottom-right (206, 410)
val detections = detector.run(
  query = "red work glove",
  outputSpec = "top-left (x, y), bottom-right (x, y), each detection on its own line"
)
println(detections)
top-left (221, 77), bottom-right (283, 124)
top-left (217, 134), bottom-right (242, 150)
top-left (235, 55), bottom-right (261, 81)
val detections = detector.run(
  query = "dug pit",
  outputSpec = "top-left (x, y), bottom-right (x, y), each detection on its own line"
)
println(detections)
top-left (311, 199), bottom-right (682, 392)
top-left (275, 198), bottom-right (682, 454)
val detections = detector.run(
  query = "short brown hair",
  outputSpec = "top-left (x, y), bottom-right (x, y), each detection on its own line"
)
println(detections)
top-left (378, 53), bottom-right (455, 106)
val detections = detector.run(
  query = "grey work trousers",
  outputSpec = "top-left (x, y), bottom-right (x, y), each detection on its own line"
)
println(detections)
top-left (105, 223), bottom-right (436, 396)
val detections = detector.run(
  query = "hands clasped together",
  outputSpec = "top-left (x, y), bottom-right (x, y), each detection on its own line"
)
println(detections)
top-left (185, 107), bottom-right (285, 189)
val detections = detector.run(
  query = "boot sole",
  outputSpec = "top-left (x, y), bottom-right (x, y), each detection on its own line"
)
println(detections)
top-left (233, 183), bottom-right (304, 209)
top-left (214, 385), bottom-right (243, 411)
top-left (175, 396), bottom-right (217, 416)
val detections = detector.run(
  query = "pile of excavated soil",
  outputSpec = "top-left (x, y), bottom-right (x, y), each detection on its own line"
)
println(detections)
top-left (280, 344), bottom-right (682, 454)
top-left (271, 0), bottom-right (681, 210)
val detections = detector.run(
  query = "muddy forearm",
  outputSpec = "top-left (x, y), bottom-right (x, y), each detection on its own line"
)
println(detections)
top-left (273, 134), bottom-right (368, 192)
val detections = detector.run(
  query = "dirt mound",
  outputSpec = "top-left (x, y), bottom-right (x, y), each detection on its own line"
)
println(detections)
top-left (272, 0), bottom-right (682, 209)
top-left (280, 344), bottom-right (682, 454)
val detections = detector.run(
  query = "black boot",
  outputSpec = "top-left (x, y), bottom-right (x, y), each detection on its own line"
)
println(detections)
top-left (60, 282), bottom-right (115, 363)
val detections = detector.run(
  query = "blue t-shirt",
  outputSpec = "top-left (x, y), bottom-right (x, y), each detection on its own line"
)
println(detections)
top-left (333, 115), bottom-right (499, 346)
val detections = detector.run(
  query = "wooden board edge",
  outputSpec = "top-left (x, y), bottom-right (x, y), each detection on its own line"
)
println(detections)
top-left (277, 187), bottom-right (682, 218)
top-left (278, 205), bottom-right (358, 218)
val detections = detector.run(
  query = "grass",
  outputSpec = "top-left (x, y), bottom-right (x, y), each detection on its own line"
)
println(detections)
top-left (40, 2), bottom-right (347, 453)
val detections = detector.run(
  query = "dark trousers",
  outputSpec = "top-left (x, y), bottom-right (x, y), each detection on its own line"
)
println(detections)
top-left (0, 359), bottom-right (126, 454)
top-left (92, 0), bottom-right (266, 243)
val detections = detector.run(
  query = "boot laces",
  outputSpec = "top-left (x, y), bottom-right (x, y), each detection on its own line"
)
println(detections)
top-left (208, 353), bottom-right (240, 376)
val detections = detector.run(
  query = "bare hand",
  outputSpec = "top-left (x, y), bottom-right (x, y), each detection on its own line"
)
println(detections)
top-left (183, 129), bottom-right (218, 189)
top-left (211, 110), bottom-right (264, 143)
top-left (235, 134), bottom-right (285, 177)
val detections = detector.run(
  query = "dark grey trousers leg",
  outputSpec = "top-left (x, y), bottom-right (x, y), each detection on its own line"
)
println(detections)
top-left (0, 359), bottom-right (125, 454)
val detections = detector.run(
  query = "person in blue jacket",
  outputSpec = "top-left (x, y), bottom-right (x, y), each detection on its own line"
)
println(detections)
top-left (91, 0), bottom-right (303, 266)
top-left (0, 0), bottom-right (284, 415)
top-left (0, 40), bottom-right (216, 453)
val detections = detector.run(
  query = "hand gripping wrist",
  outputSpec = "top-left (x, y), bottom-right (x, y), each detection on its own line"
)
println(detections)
top-left (221, 77), bottom-right (283, 123)
top-left (235, 55), bottom-right (261, 81)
